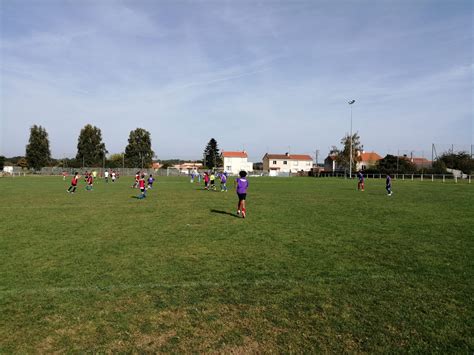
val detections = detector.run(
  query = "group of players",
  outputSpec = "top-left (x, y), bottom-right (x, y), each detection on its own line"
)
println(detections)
top-left (65, 169), bottom-right (249, 218)
top-left (357, 171), bottom-right (393, 196)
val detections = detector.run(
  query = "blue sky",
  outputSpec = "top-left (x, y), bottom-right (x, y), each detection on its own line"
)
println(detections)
top-left (1, 0), bottom-right (472, 161)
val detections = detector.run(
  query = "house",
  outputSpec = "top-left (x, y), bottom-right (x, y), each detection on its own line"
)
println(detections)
top-left (173, 162), bottom-right (203, 174)
top-left (357, 151), bottom-right (383, 170)
top-left (409, 157), bottom-right (432, 169)
top-left (221, 151), bottom-right (253, 175)
top-left (152, 162), bottom-right (161, 170)
top-left (262, 153), bottom-right (313, 173)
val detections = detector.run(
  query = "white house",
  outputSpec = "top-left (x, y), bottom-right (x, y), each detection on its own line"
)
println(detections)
top-left (173, 162), bottom-right (203, 174)
top-left (263, 153), bottom-right (313, 173)
top-left (221, 151), bottom-right (253, 175)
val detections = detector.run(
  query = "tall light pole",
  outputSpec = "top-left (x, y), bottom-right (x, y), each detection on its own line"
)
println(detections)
top-left (348, 100), bottom-right (355, 178)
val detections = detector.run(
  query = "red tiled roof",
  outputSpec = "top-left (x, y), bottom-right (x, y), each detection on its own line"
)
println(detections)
top-left (265, 154), bottom-right (313, 161)
top-left (222, 151), bottom-right (248, 158)
top-left (359, 152), bottom-right (382, 162)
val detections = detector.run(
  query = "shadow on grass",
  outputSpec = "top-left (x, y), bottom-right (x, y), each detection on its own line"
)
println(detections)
top-left (210, 209), bottom-right (241, 218)
top-left (131, 195), bottom-right (146, 199)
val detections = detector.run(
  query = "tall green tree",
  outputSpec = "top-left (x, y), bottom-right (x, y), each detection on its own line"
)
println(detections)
top-left (439, 152), bottom-right (474, 174)
top-left (376, 154), bottom-right (417, 174)
top-left (203, 138), bottom-right (222, 169)
top-left (76, 124), bottom-right (107, 167)
top-left (25, 125), bottom-right (51, 170)
top-left (124, 128), bottom-right (154, 168)
top-left (335, 132), bottom-right (363, 172)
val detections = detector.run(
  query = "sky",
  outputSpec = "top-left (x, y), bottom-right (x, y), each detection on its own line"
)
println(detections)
top-left (1, 0), bottom-right (472, 162)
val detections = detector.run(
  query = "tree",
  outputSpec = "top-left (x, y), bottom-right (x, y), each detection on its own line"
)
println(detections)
top-left (335, 132), bottom-right (363, 172)
top-left (0, 156), bottom-right (4, 170)
top-left (17, 157), bottom-right (28, 169)
top-left (438, 152), bottom-right (474, 174)
top-left (25, 125), bottom-right (51, 170)
top-left (76, 124), bottom-right (107, 167)
top-left (108, 153), bottom-right (125, 169)
top-left (203, 138), bottom-right (222, 169)
top-left (124, 128), bottom-right (154, 168)
top-left (376, 154), bottom-right (417, 174)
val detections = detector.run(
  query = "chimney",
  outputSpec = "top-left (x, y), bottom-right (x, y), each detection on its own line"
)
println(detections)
top-left (285, 152), bottom-right (289, 156)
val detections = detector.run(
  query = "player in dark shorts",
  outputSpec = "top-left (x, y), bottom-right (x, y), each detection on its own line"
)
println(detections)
top-left (235, 171), bottom-right (249, 218)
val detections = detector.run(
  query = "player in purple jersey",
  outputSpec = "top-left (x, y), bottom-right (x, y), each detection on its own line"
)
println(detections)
top-left (220, 173), bottom-right (227, 192)
top-left (357, 171), bottom-right (365, 191)
top-left (386, 174), bottom-right (392, 196)
top-left (235, 171), bottom-right (249, 218)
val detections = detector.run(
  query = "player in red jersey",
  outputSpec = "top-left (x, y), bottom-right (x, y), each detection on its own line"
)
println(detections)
top-left (67, 172), bottom-right (80, 193)
top-left (138, 174), bottom-right (147, 199)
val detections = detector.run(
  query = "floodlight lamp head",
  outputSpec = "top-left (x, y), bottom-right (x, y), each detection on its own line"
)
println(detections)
top-left (348, 100), bottom-right (355, 105)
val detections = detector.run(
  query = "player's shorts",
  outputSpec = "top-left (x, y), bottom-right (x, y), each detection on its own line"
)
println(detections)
top-left (140, 188), bottom-right (146, 193)
top-left (237, 193), bottom-right (247, 201)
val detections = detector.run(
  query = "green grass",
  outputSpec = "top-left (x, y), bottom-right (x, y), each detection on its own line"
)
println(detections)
top-left (0, 176), bottom-right (472, 352)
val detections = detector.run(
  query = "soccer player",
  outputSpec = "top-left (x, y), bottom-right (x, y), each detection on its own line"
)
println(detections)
top-left (67, 172), bottom-right (80, 193)
top-left (357, 171), bottom-right (365, 191)
top-left (386, 174), bottom-right (393, 196)
top-left (203, 172), bottom-right (210, 190)
top-left (220, 172), bottom-right (227, 192)
top-left (111, 170), bottom-right (116, 183)
top-left (236, 171), bottom-right (249, 218)
top-left (104, 169), bottom-right (109, 183)
top-left (86, 173), bottom-right (93, 191)
top-left (210, 172), bottom-right (216, 190)
top-left (138, 174), bottom-right (147, 199)
top-left (132, 171), bottom-right (140, 188)
top-left (147, 174), bottom-right (155, 189)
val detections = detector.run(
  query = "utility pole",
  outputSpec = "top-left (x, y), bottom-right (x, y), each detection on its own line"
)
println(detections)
top-left (348, 100), bottom-right (355, 178)
top-left (315, 149), bottom-right (319, 166)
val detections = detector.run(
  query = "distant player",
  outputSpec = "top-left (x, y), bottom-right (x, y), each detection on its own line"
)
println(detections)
top-left (67, 172), bottom-right (80, 193)
top-left (210, 173), bottom-right (216, 190)
top-left (147, 174), bottom-right (155, 189)
top-left (132, 171), bottom-right (140, 188)
top-left (386, 174), bottom-right (393, 196)
top-left (236, 171), bottom-right (249, 218)
top-left (138, 174), bottom-right (147, 199)
top-left (111, 170), bottom-right (116, 183)
top-left (357, 171), bottom-right (365, 191)
top-left (86, 173), bottom-right (93, 191)
top-left (104, 169), bottom-right (109, 183)
top-left (203, 172), bottom-right (209, 190)
top-left (220, 172), bottom-right (227, 192)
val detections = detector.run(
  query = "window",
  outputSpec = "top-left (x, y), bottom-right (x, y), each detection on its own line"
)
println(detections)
top-left (273, 160), bottom-right (277, 165)
top-left (283, 161), bottom-right (288, 165)
top-left (306, 162), bottom-right (311, 166)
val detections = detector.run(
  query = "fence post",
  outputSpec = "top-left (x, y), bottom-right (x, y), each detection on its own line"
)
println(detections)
top-left (421, 174), bottom-right (423, 182)
top-left (443, 175), bottom-right (445, 183)
top-left (402, 174), bottom-right (405, 180)
top-left (411, 174), bottom-right (414, 181)
top-left (431, 174), bottom-right (434, 182)
top-left (469, 175), bottom-right (471, 184)
top-left (455, 176), bottom-right (458, 183)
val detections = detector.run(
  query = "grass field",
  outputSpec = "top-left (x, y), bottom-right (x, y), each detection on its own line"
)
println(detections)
top-left (0, 175), bottom-right (472, 352)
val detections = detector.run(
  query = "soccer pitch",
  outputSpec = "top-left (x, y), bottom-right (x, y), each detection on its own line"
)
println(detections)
top-left (0, 176), bottom-right (472, 352)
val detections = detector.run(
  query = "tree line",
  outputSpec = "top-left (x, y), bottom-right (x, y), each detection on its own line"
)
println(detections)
top-left (0, 124), bottom-right (225, 171)
top-left (2, 124), bottom-right (154, 170)
top-left (330, 132), bottom-right (474, 174)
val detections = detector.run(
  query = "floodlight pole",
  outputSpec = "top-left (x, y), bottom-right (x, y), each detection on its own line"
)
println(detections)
top-left (348, 100), bottom-right (355, 178)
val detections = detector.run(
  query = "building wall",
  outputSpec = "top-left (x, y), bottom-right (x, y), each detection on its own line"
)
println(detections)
top-left (223, 157), bottom-right (253, 174)
top-left (264, 157), bottom-right (312, 172)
